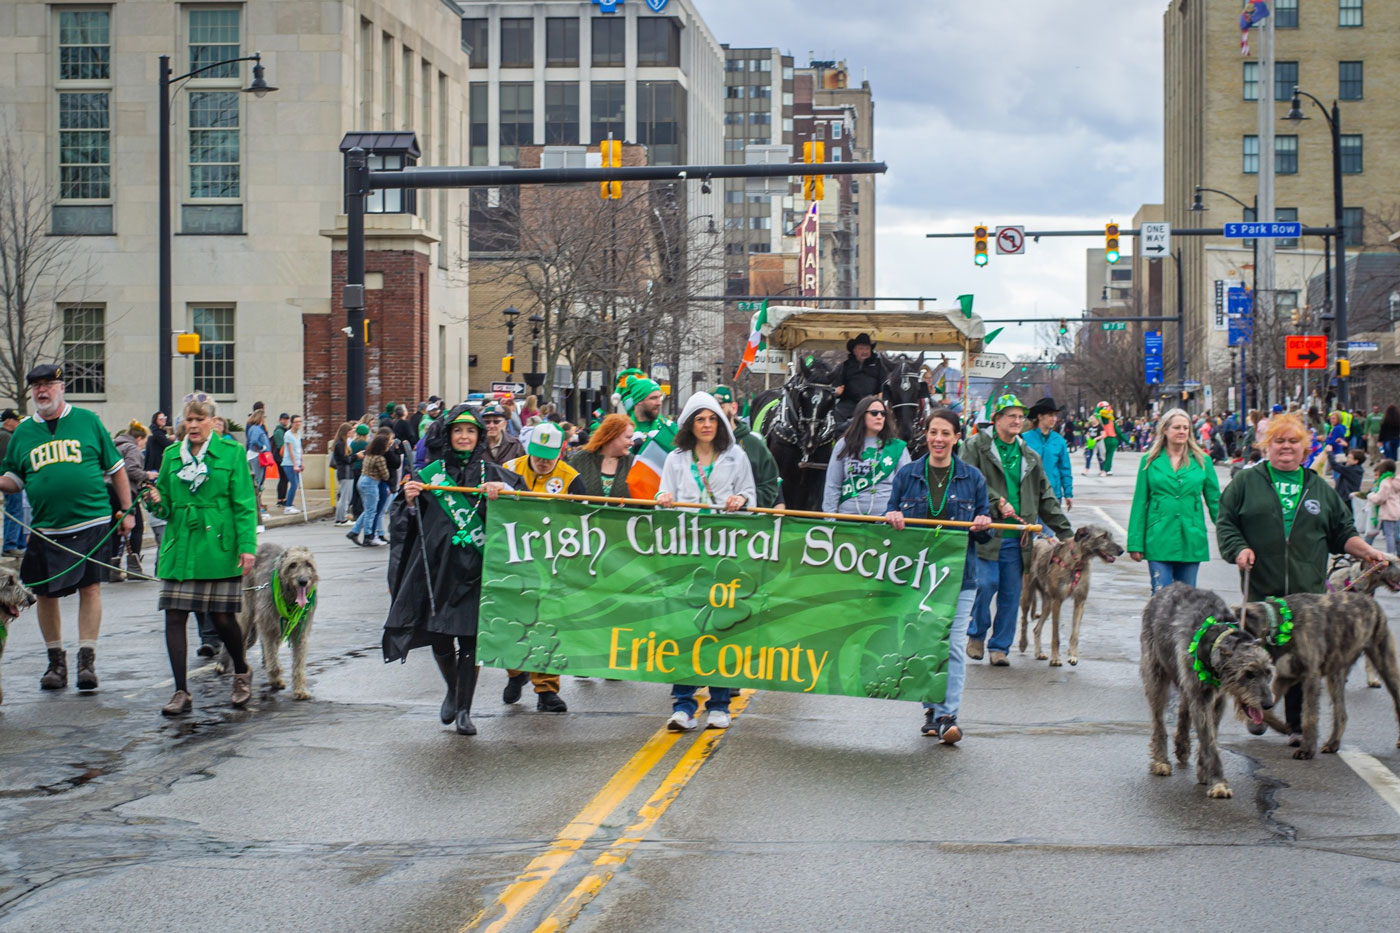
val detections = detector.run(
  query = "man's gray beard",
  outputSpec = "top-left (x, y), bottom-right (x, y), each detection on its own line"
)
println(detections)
top-left (33, 398), bottom-right (62, 419)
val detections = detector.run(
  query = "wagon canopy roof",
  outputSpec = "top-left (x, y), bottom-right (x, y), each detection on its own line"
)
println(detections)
top-left (764, 306), bottom-right (984, 355)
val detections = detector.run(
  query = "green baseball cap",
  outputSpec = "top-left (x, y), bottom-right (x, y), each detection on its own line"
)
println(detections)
top-left (449, 409), bottom-right (484, 430)
top-left (992, 394), bottom-right (1026, 416)
top-left (711, 386), bottom-right (734, 403)
top-left (528, 423), bottom-right (565, 460)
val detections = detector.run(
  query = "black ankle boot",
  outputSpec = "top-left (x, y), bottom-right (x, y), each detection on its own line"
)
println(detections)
top-left (41, 649), bottom-right (68, 690)
top-left (434, 650), bottom-right (456, 724)
top-left (454, 654), bottom-right (480, 736)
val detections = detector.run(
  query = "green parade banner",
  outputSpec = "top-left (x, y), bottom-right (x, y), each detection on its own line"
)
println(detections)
top-left (476, 497), bottom-right (967, 703)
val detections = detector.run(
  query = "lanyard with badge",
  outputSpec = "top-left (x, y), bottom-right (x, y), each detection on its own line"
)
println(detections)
top-left (690, 453), bottom-right (717, 507)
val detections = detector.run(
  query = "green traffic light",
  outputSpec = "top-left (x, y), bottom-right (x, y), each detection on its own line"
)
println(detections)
top-left (974, 253), bottom-right (988, 266)
top-left (1105, 249), bottom-right (1120, 264)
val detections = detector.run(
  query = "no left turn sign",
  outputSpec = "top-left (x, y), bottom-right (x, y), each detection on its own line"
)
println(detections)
top-left (995, 225), bottom-right (1025, 255)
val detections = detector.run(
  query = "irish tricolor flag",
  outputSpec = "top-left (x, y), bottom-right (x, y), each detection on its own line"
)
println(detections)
top-left (734, 302), bottom-right (768, 378)
top-left (625, 421), bottom-right (678, 500)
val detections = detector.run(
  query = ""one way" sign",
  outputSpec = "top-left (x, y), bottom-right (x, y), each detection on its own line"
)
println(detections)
top-left (1140, 222), bottom-right (1170, 258)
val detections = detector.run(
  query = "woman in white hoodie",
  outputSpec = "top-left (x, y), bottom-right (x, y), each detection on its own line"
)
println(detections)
top-left (657, 392), bottom-right (756, 732)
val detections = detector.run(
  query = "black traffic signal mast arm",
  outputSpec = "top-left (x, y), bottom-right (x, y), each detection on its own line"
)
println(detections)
top-left (340, 151), bottom-right (886, 420)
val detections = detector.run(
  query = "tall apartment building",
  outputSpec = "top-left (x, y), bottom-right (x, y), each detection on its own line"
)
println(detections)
top-left (1164, 0), bottom-right (1400, 400)
top-left (0, 0), bottom-right (474, 464)
top-left (456, 0), bottom-right (724, 390)
top-left (720, 45), bottom-right (794, 296)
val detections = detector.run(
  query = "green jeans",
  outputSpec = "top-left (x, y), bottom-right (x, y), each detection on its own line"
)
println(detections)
top-left (1102, 436), bottom-right (1119, 472)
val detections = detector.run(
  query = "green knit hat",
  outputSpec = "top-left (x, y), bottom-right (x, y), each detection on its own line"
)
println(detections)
top-left (624, 378), bottom-right (662, 413)
top-left (711, 385), bottom-right (734, 403)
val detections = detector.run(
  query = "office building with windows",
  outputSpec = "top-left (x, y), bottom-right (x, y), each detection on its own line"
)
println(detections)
top-left (0, 0), bottom-right (474, 467)
top-left (1164, 0), bottom-right (1400, 397)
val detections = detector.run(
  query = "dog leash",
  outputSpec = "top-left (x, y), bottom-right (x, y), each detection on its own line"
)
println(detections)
top-left (1238, 566), bottom-right (1251, 632)
top-left (5, 501), bottom-right (163, 585)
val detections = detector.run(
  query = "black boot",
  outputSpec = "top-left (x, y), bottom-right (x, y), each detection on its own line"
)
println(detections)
top-left (434, 649), bottom-right (456, 725)
top-left (454, 654), bottom-right (480, 736)
top-left (40, 649), bottom-right (67, 690)
top-left (75, 647), bottom-right (98, 691)
top-left (502, 671), bottom-right (529, 704)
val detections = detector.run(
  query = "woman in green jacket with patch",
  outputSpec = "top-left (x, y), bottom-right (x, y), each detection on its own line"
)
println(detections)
top-left (1127, 408), bottom-right (1221, 592)
top-left (146, 396), bottom-right (259, 717)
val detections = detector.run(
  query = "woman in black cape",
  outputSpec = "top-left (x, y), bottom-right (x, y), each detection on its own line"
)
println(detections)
top-left (384, 404), bottom-right (516, 735)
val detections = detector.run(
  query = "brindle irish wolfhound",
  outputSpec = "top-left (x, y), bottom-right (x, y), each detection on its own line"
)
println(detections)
top-left (1141, 583), bottom-right (1277, 799)
top-left (1018, 524), bottom-right (1124, 666)
top-left (0, 567), bottom-right (37, 706)
top-left (1237, 587), bottom-right (1400, 760)
top-left (217, 543), bottom-right (319, 700)
top-left (1326, 554), bottom-right (1400, 688)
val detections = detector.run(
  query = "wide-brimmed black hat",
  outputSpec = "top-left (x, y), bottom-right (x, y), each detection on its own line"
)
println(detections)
top-left (25, 363), bottom-right (63, 385)
top-left (846, 332), bottom-right (877, 352)
top-left (1027, 396), bottom-right (1063, 418)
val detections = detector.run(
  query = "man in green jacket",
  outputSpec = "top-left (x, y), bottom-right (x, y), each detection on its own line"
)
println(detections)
top-left (714, 386), bottom-right (780, 508)
top-left (961, 394), bottom-right (1072, 666)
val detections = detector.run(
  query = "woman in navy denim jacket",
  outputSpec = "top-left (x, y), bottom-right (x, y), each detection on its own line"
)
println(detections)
top-left (884, 408), bottom-right (993, 744)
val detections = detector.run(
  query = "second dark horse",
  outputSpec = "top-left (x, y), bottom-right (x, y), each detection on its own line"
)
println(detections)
top-left (752, 357), bottom-right (838, 512)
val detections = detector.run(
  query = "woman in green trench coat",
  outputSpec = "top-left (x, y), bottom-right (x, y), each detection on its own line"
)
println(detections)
top-left (145, 396), bottom-right (259, 716)
top-left (1126, 408), bottom-right (1221, 592)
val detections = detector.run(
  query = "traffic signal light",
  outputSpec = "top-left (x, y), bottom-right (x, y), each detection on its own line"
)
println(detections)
top-left (1338, 359), bottom-right (1351, 378)
top-left (1105, 223), bottom-right (1121, 264)
top-left (1290, 308), bottom-right (1300, 328)
top-left (1058, 318), bottom-right (1068, 336)
top-left (599, 139), bottom-right (621, 200)
top-left (802, 140), bottom-right (825, 201)
top-left (501, 355), bottom-right (514, 374)
top-left (973, 225), bottom-right (989, 266)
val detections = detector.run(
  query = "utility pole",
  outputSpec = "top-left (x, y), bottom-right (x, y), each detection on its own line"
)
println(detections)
top-left (1255, 10), bottom-right (1276, 408)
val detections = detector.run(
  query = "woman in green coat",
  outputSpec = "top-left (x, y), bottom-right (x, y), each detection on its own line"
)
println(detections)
top-left (1127, 408), bottom-right (1221, 592)
top-left (146, 396), bottom-right (259, 716)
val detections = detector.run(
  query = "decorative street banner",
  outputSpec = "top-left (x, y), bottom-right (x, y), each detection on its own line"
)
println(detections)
top-left (476, 497), bottom-right (965, 703)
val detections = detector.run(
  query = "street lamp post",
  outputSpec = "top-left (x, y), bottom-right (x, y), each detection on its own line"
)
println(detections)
top-left (158, 52), bottom-right (275, 419)
top-left (526, 313), bottom-right (545, 392)
top-left (502, 306), bottom-right (519, 383)
top-left (1286, 87), bottom-right (1349, 404)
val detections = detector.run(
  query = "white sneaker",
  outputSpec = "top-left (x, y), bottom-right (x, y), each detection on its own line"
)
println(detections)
top-left (705, 710), bottom-right (731, 729)
top-left (666, 711), bottom-right (698, 732)
top-left (256, 524), bottom-right (266, 534)
top-left (367, 537), bottom-right (387, 547)
top-left (283, 506), bottom-right (300, 514)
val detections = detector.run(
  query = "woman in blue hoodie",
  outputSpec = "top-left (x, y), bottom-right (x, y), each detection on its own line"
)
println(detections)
top-left (884, 408), bottom-right (993, 744)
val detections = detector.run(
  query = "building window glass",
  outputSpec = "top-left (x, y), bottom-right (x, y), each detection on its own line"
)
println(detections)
top-left (462, 18), bottom-right (488, 67)
top-left (62, 305), bottom-right (105, 396)
top-left (1275, 0), bottom-right (1298, 27)
top-left (499, 18), bottom-right (533, 68)
top-left (359, 18), bottom-right (374, 127)
top-left (637, 81), bottom-right (685, 166)
top-left (192, 305), bottom-right (235, 396)
top-left (832, 122), bottom-right (843, 139)
top-left (1274, 135), bottom-right (1297, 174)
top-left (1242, 135), bottom-right (1258, 174)
top-left (1343, 207), bottom-right (1364, 247)
top-left (637, 18), bottom-right (680, 67)
top-left (1276, 208), bottom-right (1298, 249)
top-left (58, 9), bottom-right (110, 80)
top-left (499, 82), bottom-right (533, 166)
top-left (365, 153), bottom-right (407, 213)
top-left (1274, 61), bottom-right (1297, 101)
top-left (592, 18), bottom-right (625, 67)
top-left (1338, 61), bottom-right (1363, 100)
top-left (546, 18), bottom-right (579, 67)
top-left (1340, 134), bottom-right (1362, 173)
top-left (189, 91), bottom-right (240, 197)
top-left (58, 92), bottom-right (110, 200)
top-left (189, 8), bottom-right (240, 77)
top-left (381, 33), bottom-right (394, 127)
top-left (1339, 0), bottom-right (1362, 27)
top-left (1242, 62), bottom-right (1258, 100)
top-left (545, 82), bottom-right (579, 145)
top-left (590, 82), bottom-right (625, 143)
top-left (469, 83), bottom-right (488, 165)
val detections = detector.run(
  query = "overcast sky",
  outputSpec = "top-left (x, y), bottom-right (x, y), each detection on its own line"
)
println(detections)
top-left (697, 0), bottom-right (1166, 357)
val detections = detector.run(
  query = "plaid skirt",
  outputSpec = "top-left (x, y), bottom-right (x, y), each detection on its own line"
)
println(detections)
top-left (158, 576), bottom-right (244, 613)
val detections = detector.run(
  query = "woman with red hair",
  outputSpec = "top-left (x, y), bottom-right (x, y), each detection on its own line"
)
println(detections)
top-left (568, 413), bottom-right (635, 498)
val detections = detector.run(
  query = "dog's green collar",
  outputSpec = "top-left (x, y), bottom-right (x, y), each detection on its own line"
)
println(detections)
top-left (1189, 616), bottom-right (1237, 687)
top-left (271, 564), bottom-right (316, 644)
top-left (1261, 597), bottom-right (1294, 647)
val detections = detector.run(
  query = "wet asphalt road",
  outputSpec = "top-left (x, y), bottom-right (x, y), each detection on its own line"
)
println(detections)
top-left (2, 451), bottom-right (1400, 933)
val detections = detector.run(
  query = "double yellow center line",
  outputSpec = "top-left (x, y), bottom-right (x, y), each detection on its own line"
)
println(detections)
top-left (463, 690), bottom-right (754, 932)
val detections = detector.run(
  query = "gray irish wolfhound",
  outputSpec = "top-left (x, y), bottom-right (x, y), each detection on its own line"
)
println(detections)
top-left (0, 567), bottom-right (37, 706)
top-left (1018, 524), bottom-right (1125, 666)
top-left (1237, 587), bottom-right (1400, 760)
top-left (1141, 583), bottom-right (1277, 799)
top-left (1326, 554), bottom-right (1400, 688)
top-left (217, 543), bottom-right (319, 700)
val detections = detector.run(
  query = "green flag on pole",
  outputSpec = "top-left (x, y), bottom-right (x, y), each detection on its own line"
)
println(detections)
top-left (956, 294), bottom-right (974, 318)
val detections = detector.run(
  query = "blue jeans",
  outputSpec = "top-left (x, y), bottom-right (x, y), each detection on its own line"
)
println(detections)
top-left (1382, 520), bottom-right (1398, 556)
top-left (671, 684), bottom-right (733, 716)
top-left (350, 476), bottom-right (381, 537)
top-left (924, 587), bottom-right (976, 721)
top-left (283, 467), bottom-right (300, 507)
top-left (3, 492), bottom-right (25, 550)
top-left (1147, 560), bottom-right (1200, 593)
top-left (970, 537), bottom-right (1023, 654)
top-left (376, 480), bottom-right (392, 536)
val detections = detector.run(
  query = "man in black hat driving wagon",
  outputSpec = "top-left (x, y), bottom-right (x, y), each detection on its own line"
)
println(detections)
top-left (833, 333), bottom-right (888, 427)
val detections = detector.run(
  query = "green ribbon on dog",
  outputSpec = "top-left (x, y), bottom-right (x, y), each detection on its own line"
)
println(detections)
top-left (1188, 616), bottom-right (1237, 687)
top-left (271, 565), bottom-right (316, 644)
top-left (1262, 597), bottom-right (1294, 647)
